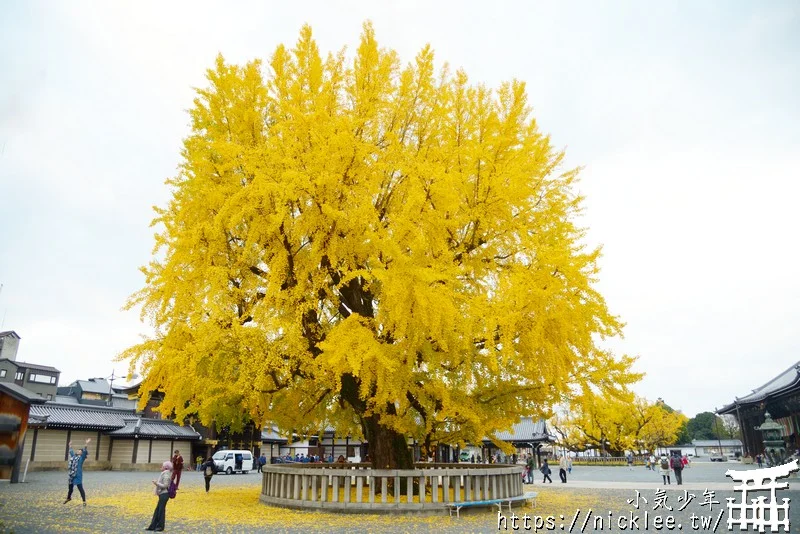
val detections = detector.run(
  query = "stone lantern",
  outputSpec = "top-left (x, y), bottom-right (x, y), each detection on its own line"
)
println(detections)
top-left (756, 411), bottom-right (790, 467)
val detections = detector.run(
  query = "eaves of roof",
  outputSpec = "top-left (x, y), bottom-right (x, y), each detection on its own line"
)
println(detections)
top-left (108, 420), bottom-right (201, 440)
top-left (14, 361), bottom-right (60, 372)
top-left (0, 382), bottom-right (47, 405)
top-left (29, 404), bottom-right (134, 430)
top-left (718, 362), bottom-right (800, 414)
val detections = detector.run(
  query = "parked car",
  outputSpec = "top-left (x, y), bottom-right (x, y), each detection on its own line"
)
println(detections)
top-left (212, 450), bottom-right (254, 474)
top-left (710, 453), bottom-right (728, 462)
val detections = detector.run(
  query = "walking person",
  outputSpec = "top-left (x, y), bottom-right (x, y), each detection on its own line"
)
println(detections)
top-left (671, 454), bottom-right (684, 485)
top-left (567, 456), bottom-right (573, 474)
top-left (540, 459), bottom-right (553, 483)
top-left (146, 461), bottom-right (173, 531)
top-left (170, 449), bottom-right (184, 489)
top-left (525, 455), bottom-right (536, 483)
top-left (558, 455), bottom-right (568, 483)
top-left (258, 454), bottom-right (266, 473)
top-left (63, 438), bottom-right (91, 506)
top-left (756, 454), bottom-right (763, 468)
top-left (658, 454), bottom-right (671, 485)
top-left (201, 457), bottom-right (216, 493)
top-left (626, 453), bottom-right (633, 470)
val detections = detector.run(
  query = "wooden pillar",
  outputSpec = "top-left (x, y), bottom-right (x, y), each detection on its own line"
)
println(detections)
top-left (30, 428), bottom-right (39, 462)
top-left (132, 438), bottom-right (139, 463)
top-left (148, 440), bottom-right (153, 463)
top-left (107, 439), bottom-right (114, 461)
top-left (95, 431), bottom-right (101, 461)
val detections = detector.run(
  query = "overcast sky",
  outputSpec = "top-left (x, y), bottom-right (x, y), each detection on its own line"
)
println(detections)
top-left (1, 1), bottom-right (798, 418)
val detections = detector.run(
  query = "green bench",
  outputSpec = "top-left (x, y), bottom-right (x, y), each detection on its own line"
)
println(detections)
top-left (447, 491), bottom-right (538, 518)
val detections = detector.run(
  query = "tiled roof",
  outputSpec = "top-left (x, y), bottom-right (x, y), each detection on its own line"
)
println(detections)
top-left (719, 362), bottom-right (800, 413)
top-left (53, 395), bottom-right (80, 405)
top-left (14, 361), bottom-right (60, 373)
top-left (107, 418), bottom-right (201, 440)
top-left (0, 383), bottom-right (47, 405)
top-left (484, 418), bottom-right (553, 443)
top-left (75, 378), bottom-right (113, 394)
top-left (29, 403), bottom-right (133, 430)
top-left (29, 403), bottom-right (201, 438)
top-left (29, 413), bottom-right (49, 426)
top-left (0, 331), bottom-right (20, 339)
top-left (113, 380), bottom-right (143, 394)
top-left (48, 394), bottom-right (138, 410)
top-left (692, 439), bottom-right (743, 447)
top-left (261, 427), bottom-right (289, 443)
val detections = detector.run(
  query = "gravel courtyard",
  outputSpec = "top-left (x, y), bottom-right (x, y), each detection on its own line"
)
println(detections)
top-left (2, 462), bottom-right (800, 533)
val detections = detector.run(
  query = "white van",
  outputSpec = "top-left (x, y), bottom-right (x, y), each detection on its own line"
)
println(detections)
top-left (212, 450), bottom-right (254, 474)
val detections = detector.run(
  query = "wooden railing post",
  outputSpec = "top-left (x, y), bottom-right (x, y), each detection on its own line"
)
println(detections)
top-left (332, 473), bottom-right (340, 502)
top-left (369, 474), bottom-right (376, 504)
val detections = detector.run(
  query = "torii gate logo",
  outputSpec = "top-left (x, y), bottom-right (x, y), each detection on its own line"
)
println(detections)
top-left (726, 459), bottom-right (799, 532)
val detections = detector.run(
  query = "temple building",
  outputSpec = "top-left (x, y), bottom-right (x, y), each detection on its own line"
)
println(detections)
top-left (718, 361), bottom-right (800, 457)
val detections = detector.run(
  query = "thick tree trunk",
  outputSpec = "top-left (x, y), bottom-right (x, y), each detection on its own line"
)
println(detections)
top-left (362, 414), bottom-right (414, 470)
top-left (340, 372), bottom-right (414, 471)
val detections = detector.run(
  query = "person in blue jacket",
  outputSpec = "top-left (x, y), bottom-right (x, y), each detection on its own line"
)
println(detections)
top-left (64, 438), bottom-right (91, 506)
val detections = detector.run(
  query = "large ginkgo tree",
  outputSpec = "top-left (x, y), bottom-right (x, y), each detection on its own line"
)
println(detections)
top-left (122, 23), bottom-right (638, 469)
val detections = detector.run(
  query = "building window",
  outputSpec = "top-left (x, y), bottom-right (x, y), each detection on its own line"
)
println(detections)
top-left (0, 369), bottom-right (5, 378)
top-left (29, 373), bottom-right (57, 385)
top-left (15, 371), bottom-right (24, 381)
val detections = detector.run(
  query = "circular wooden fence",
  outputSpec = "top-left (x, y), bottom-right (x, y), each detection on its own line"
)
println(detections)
top-left (260, 463), bottom-right (524, 513)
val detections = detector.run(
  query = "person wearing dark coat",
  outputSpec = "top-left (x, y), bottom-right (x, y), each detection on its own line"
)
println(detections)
top-left (540, 459), bottom-right (553, 483)
top-left (63, 438), bottom-right (91, 506)
top-left (201, 457), bottom-right (216, 493)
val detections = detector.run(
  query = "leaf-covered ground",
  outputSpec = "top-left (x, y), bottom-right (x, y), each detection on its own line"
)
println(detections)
top-left (0, 471), bottom-right (604, 533)
top-left (5, 470), bottom-right (800, 532)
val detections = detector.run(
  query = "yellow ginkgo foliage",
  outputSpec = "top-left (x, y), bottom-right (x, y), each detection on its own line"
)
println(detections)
top-left (121, 22), bottom-right (638, 469)
top-left (554, 395), bottom-right (686, 456)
